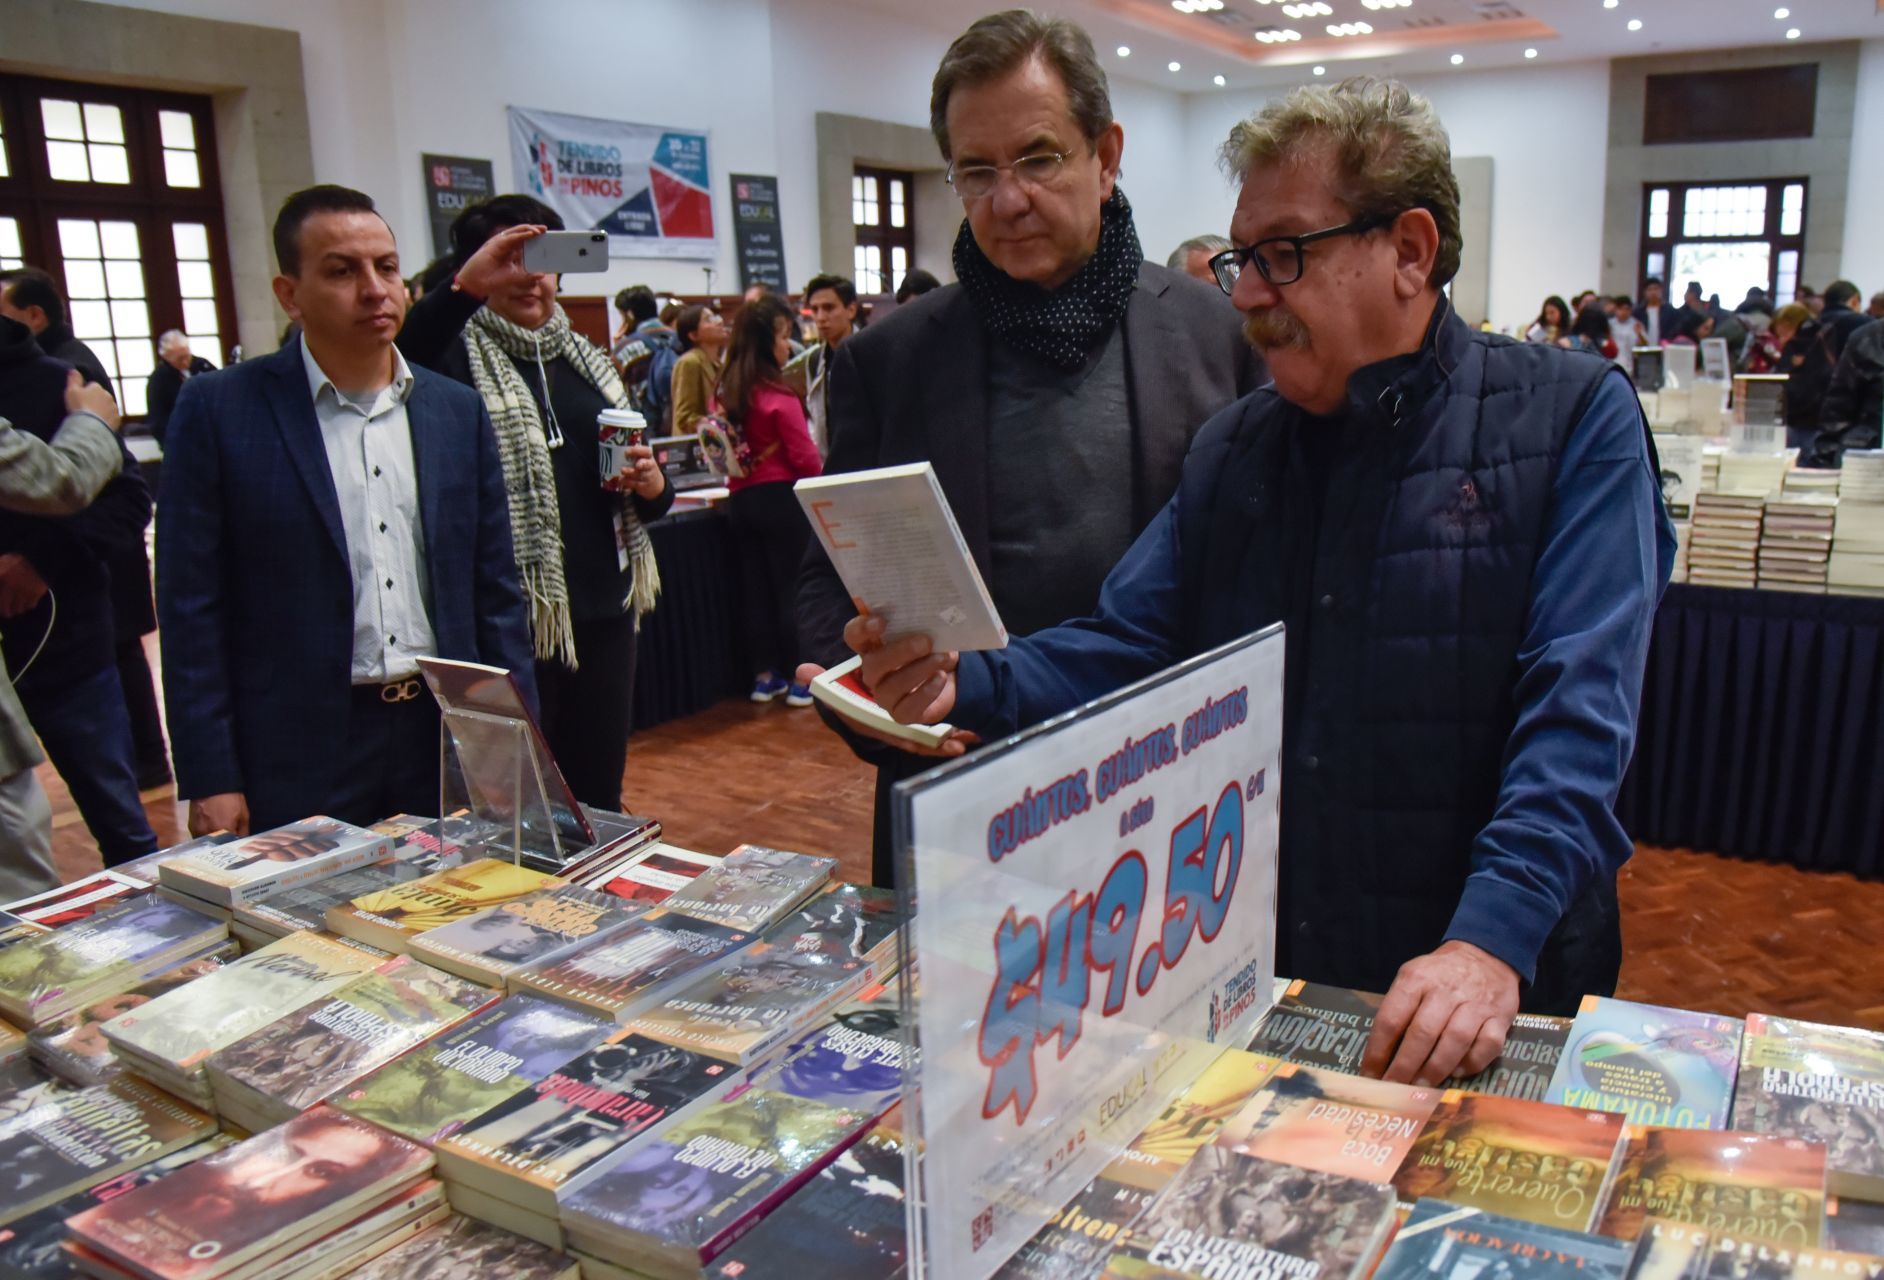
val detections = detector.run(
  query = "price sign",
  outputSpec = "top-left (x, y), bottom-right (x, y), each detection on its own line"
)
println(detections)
top-left (893, 625), bottom-right (1283, 1280)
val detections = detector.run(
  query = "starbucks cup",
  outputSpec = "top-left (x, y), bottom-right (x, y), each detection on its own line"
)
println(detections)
top-left (597, 407), bottom-right (646, 486)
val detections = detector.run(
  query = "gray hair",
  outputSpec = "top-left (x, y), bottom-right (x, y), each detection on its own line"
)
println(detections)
top-left (157, 329), bottom-right (188, 353)
top-left (930, 10), bottom-right (1112, 162)
top-left (1219, 77), bottom-right (1461, 288)
top-left (1167, 235), bottom-right (1231, 271)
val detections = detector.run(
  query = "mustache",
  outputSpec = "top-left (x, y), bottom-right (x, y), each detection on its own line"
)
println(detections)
top-left (1242, 308), bottom-right (1309, 350)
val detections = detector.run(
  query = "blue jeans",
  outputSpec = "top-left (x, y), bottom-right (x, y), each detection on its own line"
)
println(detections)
top-left (18, 664), bottom-right (159, 863)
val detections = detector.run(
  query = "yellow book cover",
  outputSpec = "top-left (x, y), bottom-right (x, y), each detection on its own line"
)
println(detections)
top-left (326, 859), bottom-right (564, 950)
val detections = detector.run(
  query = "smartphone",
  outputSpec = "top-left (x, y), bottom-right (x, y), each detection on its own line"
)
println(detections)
top-left (523, 229), bottom-right (610, 274)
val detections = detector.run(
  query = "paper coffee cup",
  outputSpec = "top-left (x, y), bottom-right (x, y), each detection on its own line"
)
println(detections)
top-left (597, 407), bottom-right (646, 483)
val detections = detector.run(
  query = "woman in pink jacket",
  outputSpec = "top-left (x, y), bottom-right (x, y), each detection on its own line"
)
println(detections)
top-left (717, 295), bottom-right (824, 706)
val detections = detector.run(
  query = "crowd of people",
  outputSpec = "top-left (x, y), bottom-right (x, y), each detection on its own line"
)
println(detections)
top-left (1522, 277), bottom-right (1884, 457)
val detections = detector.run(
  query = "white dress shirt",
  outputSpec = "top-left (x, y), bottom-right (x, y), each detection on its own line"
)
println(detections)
top-left (301, 340), bottom-right (437, 684)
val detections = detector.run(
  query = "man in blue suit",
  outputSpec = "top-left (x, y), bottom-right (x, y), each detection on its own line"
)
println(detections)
top-left (157, 186), bottom-right (534, 837)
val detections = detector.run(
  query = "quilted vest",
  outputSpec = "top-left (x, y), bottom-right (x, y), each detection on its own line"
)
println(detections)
top-left (1177, 303), bottom-right (1624, 1012)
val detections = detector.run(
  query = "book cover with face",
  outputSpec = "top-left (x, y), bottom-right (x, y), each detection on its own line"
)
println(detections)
top-left (412, 885), bottom-right (648, 980)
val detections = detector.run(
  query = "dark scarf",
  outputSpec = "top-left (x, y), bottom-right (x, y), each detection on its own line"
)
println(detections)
top-left (953, 187), bottom-right (1142, 371)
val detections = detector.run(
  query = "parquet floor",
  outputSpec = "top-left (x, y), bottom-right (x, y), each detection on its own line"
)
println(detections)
top-left (45, 684), bottom-right (1884, 1032)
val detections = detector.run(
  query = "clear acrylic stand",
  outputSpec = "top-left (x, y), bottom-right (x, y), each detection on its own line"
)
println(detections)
top-left (438, 706), bottom-right (567, 867)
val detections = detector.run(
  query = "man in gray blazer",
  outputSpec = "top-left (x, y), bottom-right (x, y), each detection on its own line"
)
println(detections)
top-left (795, 11), bottom-right (1262, 884)
top-left (0, 372), bottom-right (126, 898)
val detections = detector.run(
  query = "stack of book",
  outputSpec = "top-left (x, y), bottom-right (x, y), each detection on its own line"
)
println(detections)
top-left (0, 895), bottom-right (226, 1030)
top-left (1701, 444), bottom-right (1724, 491)
top-left (324, 857), bottom-right (567, 954)
top-left (229, 838), bottom-right (454, 950)
top-left (343, 1214), bottom-right (580, 1278)
top-left (1830, 450), bottom-right (1884, 598)
top-left (409, 884), bottom-right (650, 988)
top-left (660, 844), bottom-right (837, 933)
top-left (1759, 493), bottom-right (1837, 592)
top-left (100, 929), bottom-right (388, 1108)
top-left (1785, 466), bottom-right (1842, 498)
top-left (155, 817), bottom-right (394, 918)
top-left (204, 954), bottom-right (495, 1133)
top-left (2, 868), bottom-right (153, 929)
top-left (1688, 491), bottom-right (1767, 588)
top-left (1717, 450), bottom-right (1792, 497)
top-left (28, 942), bottom-right (237, 1085)
top-left (513, 910), bottom-right (757, 1023)
top-left (584, 844), bottom-right (718, 903)
top-left (63, 1106), bottom-right (441, 1279)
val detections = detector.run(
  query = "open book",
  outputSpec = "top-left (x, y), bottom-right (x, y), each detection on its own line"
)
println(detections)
top-left (795, 462), bottom-right (1007, 652)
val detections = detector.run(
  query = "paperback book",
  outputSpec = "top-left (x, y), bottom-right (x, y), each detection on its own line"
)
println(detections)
top-left (512, 911), bottom-right (754, 1023)
top-left (660, 845), bottom-right (836, 934)
top-left (29, 943), bottom-right (236, 1086)
top-left (1594, 1126), bottom-right (1826, 1245)
top-left (0, 895), bottom-right (226, 1029)
top-left (230, 1177), bottom-right (448, 1280)
top-left (0, 870), bottom-right (149, 929)
top-left (1444, 1014), bottom-right (1575, 1101)
top-left (559, 1088), bottom-right (873, 1275)
top-left (808, 657), bottom-right (960, 750)
top-left (1375, 1201), bottom-right (1636, 1280)
top-left (1390, 1089), bottom-right (1628, 1230)
top-left (626, 941), bottom-right (873, 1065)
top-left (0, 1074), bottom-right (217, 1228)
top-left (433, 1033), bottom-right (737, 1216)
top-left (101, 930), bottom-right (388, 1102)
top-left (588, 846), bottom-right (717, 903)
top-left (324, 857), bottom-right (566, 954)
top-left (1547, 996), bottom-right (1743, 1130)
top-left (333, 994), bottom-right (616, 1146)
top-left (1626, 1220), bottom-right (1715, 1280)
top-left (342, 1215), bottom-right (579, 1279)
top-left (204, 955), bottom-right (495, 1131)
top-left (0, 911), bottom-right (47, 952)
top-left (155, 817), bottom-right (393, 908)
top-left (1699, 1235), bottom-right (1884, 1280)
top-left (229, 844), bottom-right (450, 941)
top-left (0, 1135), bottom-right (232, 1279)
top-left (408, 884), bottom-right (649, 987)
top-left (704, 1120), bottom-right (910, 1279)
top-left (999, 1170), bottom-right (1163, 1280)
top-left (743, 981), bottom-right (910, 1118)
top-left (761, 881), bottom-right (903, 977)
top-left (1246, 981), bottom-right (1382, 1074)
top-left (1213, 1061), bottom-right (1442, 1182)
top-left (1732, 1013), bottom-right (1884, 1200)
top-left (1099, 1147), bottom-right (1398, 1280)
top-left (64, 1106), bottom-right (432, 1280)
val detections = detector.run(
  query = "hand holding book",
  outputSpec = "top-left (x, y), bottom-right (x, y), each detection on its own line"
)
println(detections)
top-left (794, 614), bottom-right (980, 759)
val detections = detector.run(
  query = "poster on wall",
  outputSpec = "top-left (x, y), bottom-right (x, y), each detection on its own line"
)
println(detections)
top-left (506, 105), bottom-right (715, 261)
top-left (420, 154), bottom-right (495, 258)
top-left (729, 173), bottom-right (786, 292)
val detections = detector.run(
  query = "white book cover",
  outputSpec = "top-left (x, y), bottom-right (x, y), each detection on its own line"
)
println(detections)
top-left (156, 817), bottom-right (393, 906)
top-left (795, 462), bottom-right (1007, 652)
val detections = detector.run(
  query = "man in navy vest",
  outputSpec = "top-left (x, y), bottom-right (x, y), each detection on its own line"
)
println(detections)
top-left (810, 79), bottom-right (1675, 1087)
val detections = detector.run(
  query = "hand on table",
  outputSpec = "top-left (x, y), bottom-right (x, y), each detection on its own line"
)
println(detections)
top-left (64, 369), bottom-right (121, 430)
top-left (452, 223), bottom-right (545, 301)
top-left (605, 443), bottom-right (666, 499)
top-left (190, 792), bottom-right (250, 838)
top-left (0, 553), bottom-right (49, 617)
top-left (1360, 939), bottom-right (1519, 1085)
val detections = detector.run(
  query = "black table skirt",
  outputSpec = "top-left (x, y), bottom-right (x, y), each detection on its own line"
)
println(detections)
top-left (632, 508), bottom-right (750, 730)
top-left (1618, 583), bottom-right (1884, 875)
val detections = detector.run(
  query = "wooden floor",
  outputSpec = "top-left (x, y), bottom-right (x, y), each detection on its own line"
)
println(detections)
top-left (46, 691), bottom-right (1884, 1032)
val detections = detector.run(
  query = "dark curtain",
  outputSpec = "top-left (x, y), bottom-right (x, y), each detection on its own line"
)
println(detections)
top-left (632, 509), bottom-right (749, 729)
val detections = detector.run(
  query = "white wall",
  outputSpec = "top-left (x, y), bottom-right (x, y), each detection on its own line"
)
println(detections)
top-left (1180, 61), bottom-right (1614, 333)
top-left (1843, 39), bottom-right (1884, 298)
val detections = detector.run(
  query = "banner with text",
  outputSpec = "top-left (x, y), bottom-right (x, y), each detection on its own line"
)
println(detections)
top-left (894, 625), bottom-right (1283, 1279)
top-left (506, 106), bottom-right (715, 260)
top-left (420, 154), bottom-right (495, 259)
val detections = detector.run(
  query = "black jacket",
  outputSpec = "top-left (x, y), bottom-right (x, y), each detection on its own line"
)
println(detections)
top-left (38, 325), bottom-right (113, 399)
top-left (1804, 318), bottom-right (1884, 465)
top-left (0, 318), bottom-right (149, 691)
top-left (145, 356), bottom-right (217, 448)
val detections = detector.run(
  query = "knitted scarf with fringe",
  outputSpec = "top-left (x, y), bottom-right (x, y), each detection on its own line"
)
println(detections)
top-left (463, 303), bottom-right (660, 668)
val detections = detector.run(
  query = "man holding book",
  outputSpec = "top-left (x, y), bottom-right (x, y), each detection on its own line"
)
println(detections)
top-left (157, 185), bottom-right (534, 837)
top-left (820, 79), bottom-right (1674, 1089)
top-left (795, 11), bottom-right (1263, 886)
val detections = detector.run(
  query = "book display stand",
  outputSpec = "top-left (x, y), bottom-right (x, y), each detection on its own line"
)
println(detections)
top-left (437, 704), bottom-right (569, 868)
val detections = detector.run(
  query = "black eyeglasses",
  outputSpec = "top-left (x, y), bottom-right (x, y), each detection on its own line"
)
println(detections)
top-left (1208, 213), bottom-right (1397, 294)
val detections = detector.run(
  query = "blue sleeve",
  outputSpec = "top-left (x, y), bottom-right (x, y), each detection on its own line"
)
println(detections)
top-left (954, 494), bottom-right (1189, 738)
top-left (1443, 372), bottom-right (1675, 981)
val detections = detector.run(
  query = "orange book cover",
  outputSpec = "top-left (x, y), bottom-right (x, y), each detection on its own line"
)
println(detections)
top-left (1595, 1125), bottom-right (1826, 1246)
top-left (1214, 1062), bottom-right (1441, 1184)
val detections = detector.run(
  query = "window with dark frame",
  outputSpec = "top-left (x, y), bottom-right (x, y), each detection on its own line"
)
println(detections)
top-left (1639, 178), bottom-right (1807, 315)
top-left (851, 166), bottom-right (915, 297)
top-left (0, 73), bottom-right (237, 416)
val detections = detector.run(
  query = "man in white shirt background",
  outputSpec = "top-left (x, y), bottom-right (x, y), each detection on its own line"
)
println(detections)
top-left (157, 185), bottom-right (533, 836)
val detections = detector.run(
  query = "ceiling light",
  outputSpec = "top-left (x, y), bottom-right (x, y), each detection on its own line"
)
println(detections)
top-left (1312, 64), bottom-right (1326, 75)
top-left (1171, 0), bottom-right (1224, 11)
top-left (1117, 45), bottom-right (1131, 56)
top-left (1361, 0), bottom-right (1410, 8)
top-left (1450, 52), bottom-right (1464, 65)
top-left (1774, 6), bottom-right (1788, 16)
top-left (1214, 74), bottom-right (1227, 86)
top-left (1326, 21), bottom-right (1373, 36)
top-left (1603, 0), bottom-right (1617, 7)
top-left (1281, 1), bottom-right (1331, 17)
top-left (1786, 26), bottom-right (1801, 37)
top-left (1627, 17), bottom-right (1642, 29)
top-left (1255, 28), bottom-right (1303, 42)
top-left (1169, 60), bottom-right (1182, 71)
top-left (1524, 47), bottom-right (1538, 58)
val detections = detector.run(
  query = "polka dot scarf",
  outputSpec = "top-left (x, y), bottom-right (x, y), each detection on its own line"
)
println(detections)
top-left (953, 187), bottom-right (1143, 372)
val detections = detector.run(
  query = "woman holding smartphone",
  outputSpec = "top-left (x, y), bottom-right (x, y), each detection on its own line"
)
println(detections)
top-left (718, 295), bottom-right (823, 706)
top-left (398, 194), bottom-right (671, 813)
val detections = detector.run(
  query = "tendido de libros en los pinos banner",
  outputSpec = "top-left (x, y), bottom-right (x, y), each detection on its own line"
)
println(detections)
top-left (506, 105), bottom-right (715, 260)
